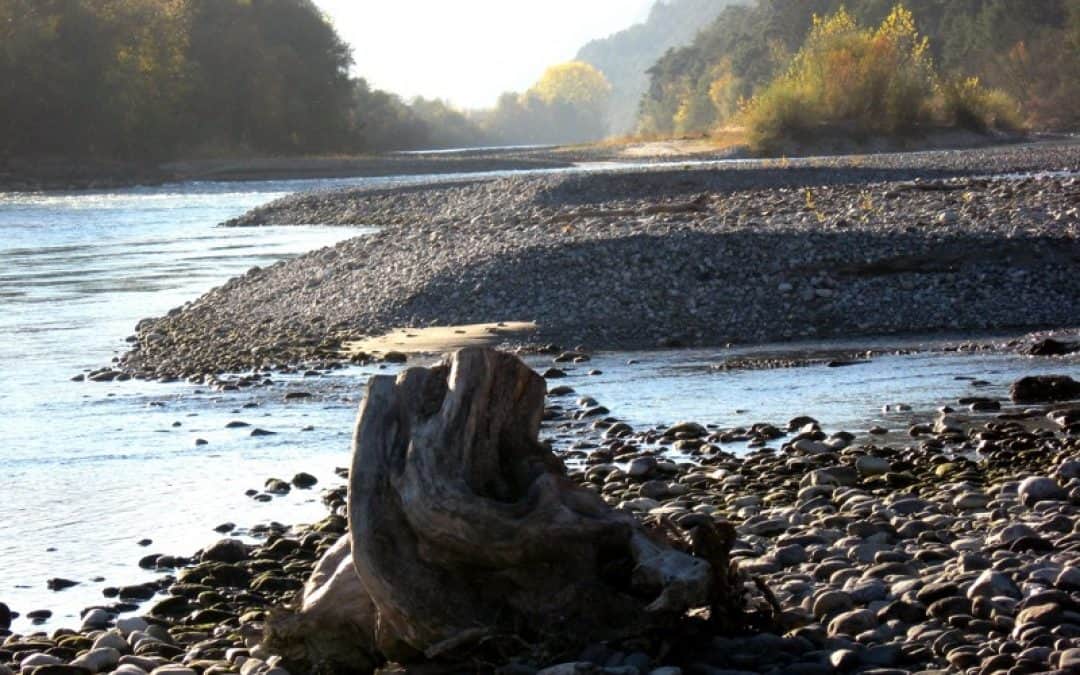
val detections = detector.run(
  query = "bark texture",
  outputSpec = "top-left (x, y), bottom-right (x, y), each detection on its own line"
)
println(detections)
top-left (268, 348), bottom-right (733, 673)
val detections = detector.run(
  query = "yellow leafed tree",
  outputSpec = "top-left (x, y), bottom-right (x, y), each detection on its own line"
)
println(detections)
top-left (529, 61), bottom-right (613, 113)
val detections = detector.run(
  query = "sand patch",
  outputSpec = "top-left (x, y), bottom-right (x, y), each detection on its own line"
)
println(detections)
top-left (344, 321), bottom-right (538, 356)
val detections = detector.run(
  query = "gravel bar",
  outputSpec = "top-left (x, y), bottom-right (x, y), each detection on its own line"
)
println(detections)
top-left (115, 141), bottom-right (1080, 381)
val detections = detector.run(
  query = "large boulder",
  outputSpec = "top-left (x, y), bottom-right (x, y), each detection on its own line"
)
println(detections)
top-left (1010, 375), bottom-right (1080, 403)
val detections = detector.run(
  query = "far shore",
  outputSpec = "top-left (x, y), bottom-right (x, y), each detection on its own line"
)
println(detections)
top-left (0, 128), bottom-right (1056, 192)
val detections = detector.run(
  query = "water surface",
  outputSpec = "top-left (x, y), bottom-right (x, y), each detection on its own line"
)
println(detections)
top-left (1, 171), bottom-right (1075, 633)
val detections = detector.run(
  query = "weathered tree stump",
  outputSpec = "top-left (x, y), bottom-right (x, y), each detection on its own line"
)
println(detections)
top-left (268, 348), bottom-right (735, 673)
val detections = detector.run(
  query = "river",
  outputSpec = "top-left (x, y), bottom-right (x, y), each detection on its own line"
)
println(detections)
top-left (0, 171), bottom-right (1075, 633)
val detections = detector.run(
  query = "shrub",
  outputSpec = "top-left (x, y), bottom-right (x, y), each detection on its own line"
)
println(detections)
top-left (741, 3), bottom-right (1024, 151)
top-left (940, 76), bottom-right (1025, 132)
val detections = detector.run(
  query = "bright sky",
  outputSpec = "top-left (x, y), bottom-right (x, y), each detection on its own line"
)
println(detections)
top-left (314, 0), bottom-right (655, 109)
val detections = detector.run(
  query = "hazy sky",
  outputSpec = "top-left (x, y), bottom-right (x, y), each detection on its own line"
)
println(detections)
top-left (314, 0), bottom-right (656, 109)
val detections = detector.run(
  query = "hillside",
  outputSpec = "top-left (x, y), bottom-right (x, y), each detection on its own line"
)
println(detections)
top-left (575, 0), bottom-right (748, 134)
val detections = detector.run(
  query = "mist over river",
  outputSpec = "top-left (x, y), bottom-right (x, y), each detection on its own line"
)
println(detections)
top-left (0, 170), bottom-right (1075, 634)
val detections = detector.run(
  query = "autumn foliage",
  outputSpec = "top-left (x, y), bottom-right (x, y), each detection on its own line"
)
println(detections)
top-left (741, 4), bottom-right (1022, 151)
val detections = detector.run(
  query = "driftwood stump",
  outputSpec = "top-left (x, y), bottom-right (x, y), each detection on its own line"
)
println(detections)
top-left (268, 348), bottom-right (733, 673)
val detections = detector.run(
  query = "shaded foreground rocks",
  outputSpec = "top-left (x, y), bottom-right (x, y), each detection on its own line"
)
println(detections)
top-left (7, 357), bottom-right (1079, 674)
top-left (265, 348), bottom-right (738, 673)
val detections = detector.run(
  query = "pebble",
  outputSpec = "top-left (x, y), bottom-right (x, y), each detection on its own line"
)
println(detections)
top-left (1018, 476), bottom-right (1068, 505)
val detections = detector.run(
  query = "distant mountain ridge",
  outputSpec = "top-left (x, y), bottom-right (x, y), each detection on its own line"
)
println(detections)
top-left (576, 0), bottom-right (749, 134)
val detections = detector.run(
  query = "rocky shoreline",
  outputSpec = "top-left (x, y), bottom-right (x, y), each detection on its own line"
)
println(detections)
top-left (113, 141), bottom-right (1080, 382)
top-left (4, 365), bottom-right (1079, 674)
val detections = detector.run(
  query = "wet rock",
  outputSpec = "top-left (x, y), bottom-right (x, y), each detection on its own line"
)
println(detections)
top-left (264, 478), bottom-right (291, 494)
top-left (664, 422), bottom-right (706, 438)
top-left (80, 608), bottom-right (110, 630)
top-left (291, 472), bottom-right (318, 489)
top-left (47, 578), bottom-right (79, 591)
top-left (1028, 338), bottom-right (1079, 356)
top-left (1010, 375), bottom-right (1080, 403)
top-left (201, 538), bottom-right (249, 564)
top-left (0, 601), bottom-right (9, 630)
top-left (117, 583), bottom-right (157, 601)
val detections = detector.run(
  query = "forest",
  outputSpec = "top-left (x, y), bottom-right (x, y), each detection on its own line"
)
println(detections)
top-left (638, 0), bottom-right (1080, 138)
top-left (2, 0), bottom-right (1077, 160)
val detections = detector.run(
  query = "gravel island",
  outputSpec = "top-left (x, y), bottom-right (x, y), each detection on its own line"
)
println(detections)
top-left (115, 142), bottom-right (1079, 380)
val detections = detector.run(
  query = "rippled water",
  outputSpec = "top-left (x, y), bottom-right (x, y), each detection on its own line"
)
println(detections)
top-left (0, 172), bottom-right (1076, 634)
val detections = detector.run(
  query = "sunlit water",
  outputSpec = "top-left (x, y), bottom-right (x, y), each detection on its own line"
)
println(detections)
top-left (1, 171), bottom-right (1076, 634)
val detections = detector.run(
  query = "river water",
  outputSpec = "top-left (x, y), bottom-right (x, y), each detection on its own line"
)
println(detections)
top-left (0, 171), bottom-right (1076, 633)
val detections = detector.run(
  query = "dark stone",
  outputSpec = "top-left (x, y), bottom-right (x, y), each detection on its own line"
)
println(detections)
top-left (155, 555), bottom-right (190, 568)
top-left (292, 472), bottom-right (318, 489)
top-left (225, 420), bottom-right (250, 428)
top-left (284, 391), bottom-right (313, 400)
top-left (187, 608), bottom-right (236, 624)
top-left (1010, 375), bottom-right (1080, 403)
top-left (382, 351), bottom-right (408, 364)
top-left (46, 578), bottom-right (78, 591)
top-left (250, 573), bottom-right (302, 593)
top-left (201, 538), bottom-right (249, 564)
top-left (264, 478), bottom-right (290, 494)
top-left (0, 602), bottom-right (9, 630)
top-left (29, 666), bottom-right (93, 675)
top-left (1028, 338), bottom-right (1079, 356)
top-left (917, 582), bottom-right (960, 604)
top-left (928, 596), bottom-right (971, 619)
top-left (149, 595), bottom-right (192, 619)
top-left (117, 584), bottom-right (157, 601)
top-left (250, 428), bottom-right (276, 437)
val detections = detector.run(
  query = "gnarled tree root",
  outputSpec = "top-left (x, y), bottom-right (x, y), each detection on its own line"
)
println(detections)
top-left (267, 347), bottom-right (739, 673)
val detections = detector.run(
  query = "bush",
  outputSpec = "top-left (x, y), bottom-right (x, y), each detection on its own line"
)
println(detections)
top-left (940, 77), bottom-right (1025, 132)
top-left (741, 78), bottom-right (817, 152)
top-left (741, 3), bottom-right (1025, 151)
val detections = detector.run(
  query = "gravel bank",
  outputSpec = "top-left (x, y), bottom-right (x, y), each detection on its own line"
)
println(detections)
top-left (116, 142), bottom-right (1080, 381)
top-left (5, 367), bottom-right (1079, 674)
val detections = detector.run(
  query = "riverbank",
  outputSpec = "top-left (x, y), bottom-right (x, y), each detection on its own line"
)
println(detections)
top-left (3, 363), bottom-right (1078, 674)
top-left (2, 130), bottom-right (1052, 193)
top-left (0, 153), bottom-right (577, 193)
top-left (114, 141), bottom-right (1080, 381)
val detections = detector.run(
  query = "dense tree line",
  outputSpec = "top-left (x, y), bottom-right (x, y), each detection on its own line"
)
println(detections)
top-left (639, 0), bottom-right (1080, 135)
top-left (0, 0), bottom-right (493, 158)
